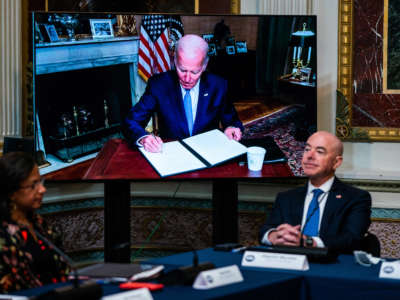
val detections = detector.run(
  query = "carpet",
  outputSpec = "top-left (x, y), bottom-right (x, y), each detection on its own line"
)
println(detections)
top-left (234, 100), bottom-right (287, 125)
top-left (242, 104), bottom-right (314, 176)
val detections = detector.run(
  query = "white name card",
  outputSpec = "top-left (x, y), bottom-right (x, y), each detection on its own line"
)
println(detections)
top-left (193, 265), bottom-right (244, 290)
top-left (241, 250), bottom-right (309, 271)
top-left (101, 288), bottom-right (153, 300)
top-left (379, 261), bottom-right (400, 280)
top-left (0, 295), bottom-right (28, 300)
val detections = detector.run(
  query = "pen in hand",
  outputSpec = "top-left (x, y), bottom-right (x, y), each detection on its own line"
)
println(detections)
top-left (152, 134), bottom-right (163, 153)
top-left (142, 134), bottom-right (164, 153)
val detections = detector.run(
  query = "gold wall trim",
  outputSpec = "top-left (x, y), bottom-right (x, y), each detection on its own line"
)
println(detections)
top-left (337, 0), bottom-right (400, 141)
top-left (231, 0), bottom-right (240, 14)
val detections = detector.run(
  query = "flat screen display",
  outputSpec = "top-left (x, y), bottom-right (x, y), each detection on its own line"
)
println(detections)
top-left (33, 12), bottom-right (316, 180)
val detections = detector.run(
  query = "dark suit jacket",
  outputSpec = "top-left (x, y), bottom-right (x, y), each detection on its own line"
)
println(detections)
top-left (259, 177), bottom-right (372, 254)
top-left (124, 71), bottom-right (243, 145)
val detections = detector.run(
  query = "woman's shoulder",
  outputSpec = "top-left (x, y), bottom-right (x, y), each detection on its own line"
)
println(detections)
top-left (0, 220), bottom-right (23, 236)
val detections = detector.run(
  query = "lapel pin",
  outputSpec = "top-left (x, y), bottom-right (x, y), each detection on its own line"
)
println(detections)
top-left (204, 93), bottom-right (208, 97)
top-left (336, 194), bottom-right (342, 199)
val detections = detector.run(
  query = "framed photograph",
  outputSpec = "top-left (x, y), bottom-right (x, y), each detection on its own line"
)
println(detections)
top-left (235, 41), bottom-right (247, 53)
top-left (41, 24), bottom-right (59, 42)
top-left (90, 19), bottom-right (114, 39)
top-left (207, 43), bottom-right (217, 56)
top-left (226, 45), bottom-right (236, 55)
top-left (35, 23), bottom-right (44, 43)
top-left (300, 67), bottom-right (312, 82)
top-left (202, 33), bottom-right (214, 43)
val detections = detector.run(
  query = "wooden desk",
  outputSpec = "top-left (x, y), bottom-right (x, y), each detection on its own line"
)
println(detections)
top-left (86, 139), bottom-right (293, 262)
top-left (47, 139), bottom-right (293, 262)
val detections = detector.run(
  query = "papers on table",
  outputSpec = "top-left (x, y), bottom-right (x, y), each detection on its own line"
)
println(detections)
top-left (139, 129), bottom-right (247, 177)
top-left (182, 129), bottom-right (247, 166)
top-left (75, 263), bottom-right (164, 281)
top-left (140, 141), bottom-right (207, 177)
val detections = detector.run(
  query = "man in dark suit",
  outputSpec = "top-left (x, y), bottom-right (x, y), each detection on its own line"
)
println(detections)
top-left (259, 131), bottom-right (371, 254)
top-left (124, 34), bottom-right (243, 152)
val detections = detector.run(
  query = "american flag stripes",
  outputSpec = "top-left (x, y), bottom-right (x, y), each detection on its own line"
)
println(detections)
top-left (138, 15), bottom-right (184, 82)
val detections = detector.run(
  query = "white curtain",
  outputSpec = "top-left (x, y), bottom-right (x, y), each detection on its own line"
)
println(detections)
top-left (240, 0), bottom-right (318, 15)
top-left (0, 0), bottom-right (22, 143)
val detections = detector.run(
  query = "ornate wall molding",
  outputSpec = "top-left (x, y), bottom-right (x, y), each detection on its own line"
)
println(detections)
top-left (0, 0), bottom-right (22, 147)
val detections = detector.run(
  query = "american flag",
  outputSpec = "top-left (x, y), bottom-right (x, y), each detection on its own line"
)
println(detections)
top-left (138, 15), bottom-right (184, 82)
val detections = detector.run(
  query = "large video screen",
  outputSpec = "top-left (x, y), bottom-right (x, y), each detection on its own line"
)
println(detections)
top-left (33, 12), bottom-right (316, 179)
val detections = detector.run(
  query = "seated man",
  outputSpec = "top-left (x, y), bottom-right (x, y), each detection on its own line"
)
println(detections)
top-left (124, 34), bottom-right (243, 153)
top-left (259, 131), bottom-right (371, 254)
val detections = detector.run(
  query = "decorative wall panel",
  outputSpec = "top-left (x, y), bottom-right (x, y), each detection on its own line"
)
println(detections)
top-left (0, 0), bottom-right (22, 143)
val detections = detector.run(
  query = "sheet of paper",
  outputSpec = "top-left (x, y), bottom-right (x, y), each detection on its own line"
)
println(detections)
top-left (139, 141), bottom-right (206, 177)
top-left (182, 129), bottom-right (247, 165)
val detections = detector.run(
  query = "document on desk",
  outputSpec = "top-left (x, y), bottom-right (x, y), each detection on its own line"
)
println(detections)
top-left (75, 262), bottom-right (164, 281)
top-left (139, 129), bottom-right (248, 177)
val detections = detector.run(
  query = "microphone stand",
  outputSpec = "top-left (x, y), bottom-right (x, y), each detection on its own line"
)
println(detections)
top-left (159, 219), bottom-right (214, 285)
top-left (32, 230), bottom-right (102, 300)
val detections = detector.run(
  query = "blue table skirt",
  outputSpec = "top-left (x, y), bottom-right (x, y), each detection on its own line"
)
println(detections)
top-left (12, 248), bottom-right (400, 300)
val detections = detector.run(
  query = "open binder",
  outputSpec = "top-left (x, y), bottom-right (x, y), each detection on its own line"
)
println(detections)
top-left (139, 129), bottom-right (248, 177)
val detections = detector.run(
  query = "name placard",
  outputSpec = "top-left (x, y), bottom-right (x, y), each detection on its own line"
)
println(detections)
top-left (101, 288), bottom-right (153, 300)
top-left (241, 250), bottom-right (309, 271)
top-left (0, 295), bottom-right (28, 300)
top-left (379, 261), bottom-right (400, 280)
top-left (193, 265), bottom-right (244, 290)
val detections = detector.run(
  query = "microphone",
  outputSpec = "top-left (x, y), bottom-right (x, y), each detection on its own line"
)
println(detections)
top-left (158, 231), bottom-right (215, 285)
top-left (247, 193), bottom-right (338, 263)
top-left (248, 195), bottom-right (338, 263)
top-left (158, 186), bottom-right (215, 285)
top-left (32, 230), bottom-right (102, 300)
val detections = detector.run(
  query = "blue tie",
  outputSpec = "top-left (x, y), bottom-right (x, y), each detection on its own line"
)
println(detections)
top-left (183, 89), bottom-right (193, 135)
top-left (303, 189), bottom-right (324, 237)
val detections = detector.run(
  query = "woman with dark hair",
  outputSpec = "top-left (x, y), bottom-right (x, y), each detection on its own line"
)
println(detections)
top-left (0, 152), bottom-right (69, 293)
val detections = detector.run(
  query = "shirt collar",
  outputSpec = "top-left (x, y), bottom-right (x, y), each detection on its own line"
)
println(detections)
top-left (180, 79), bottom-right (200, 95)
top-left (307, 176), bottom-right (335, 195)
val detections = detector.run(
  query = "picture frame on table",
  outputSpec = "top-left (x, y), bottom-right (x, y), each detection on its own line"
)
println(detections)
top-left (226, 45), bottom-right (236, 55)
top-left (90, 19), bottom-right (114, 39)
top-left (300, 67), bottom-right (312, 82)
top-left (236, 41), bottom-right (247, 53)
top-left (208, 43), bottom-right (217, 56)
top-left (202, 33), bottom-right (214, 43)
top-left (40, 24), bottom-right (59, 42)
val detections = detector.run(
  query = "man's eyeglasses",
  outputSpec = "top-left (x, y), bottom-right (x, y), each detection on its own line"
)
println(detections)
top-left (19, 177), bottom-right (45, 191)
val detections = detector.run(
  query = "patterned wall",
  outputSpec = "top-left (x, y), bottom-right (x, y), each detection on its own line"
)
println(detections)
top-left (40, 197), bottom-right (400, 264)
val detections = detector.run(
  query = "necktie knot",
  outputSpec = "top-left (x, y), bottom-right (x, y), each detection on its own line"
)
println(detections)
top-left (312, 188), bottom-right (323, 198)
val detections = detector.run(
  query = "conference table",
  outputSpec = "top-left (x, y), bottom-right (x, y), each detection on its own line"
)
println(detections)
top-left (15, 248), bottom-right (400, 299)
top-left (45, 138), bottom-right (293, 263)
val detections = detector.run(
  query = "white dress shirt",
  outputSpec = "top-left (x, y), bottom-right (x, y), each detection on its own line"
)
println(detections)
top-left (137, 80), bottom-right (201, 146)
top-left (180, 80), bottom-right (200, 123)
top-left (262, 176), bottom-right (335, 247)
